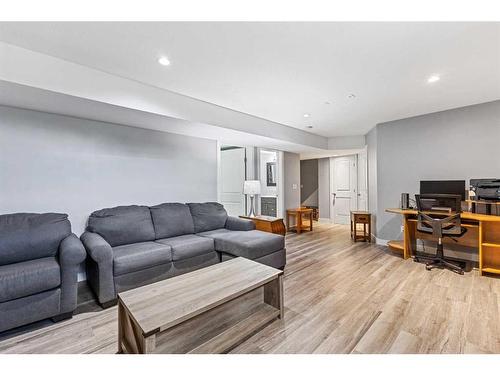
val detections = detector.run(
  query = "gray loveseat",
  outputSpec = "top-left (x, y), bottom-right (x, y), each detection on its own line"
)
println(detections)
top-left (81, 202), bottom-right (286, 306)
top-left (0, 213), bottom-right (86, 332)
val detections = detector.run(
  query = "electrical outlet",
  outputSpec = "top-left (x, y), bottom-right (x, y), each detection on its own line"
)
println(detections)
top-left (400, 225), bottom-right (404, 233)
top-left (292, 184), bottom-right (298, 190)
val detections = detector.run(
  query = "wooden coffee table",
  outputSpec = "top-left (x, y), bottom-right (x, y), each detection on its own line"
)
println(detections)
top-left (117, 257), bottom-right (284, 354)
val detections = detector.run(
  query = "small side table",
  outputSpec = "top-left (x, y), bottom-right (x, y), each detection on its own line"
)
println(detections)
top-left (286, 208), bottom-right (313, 234)
top-left (239, 215), bottom-right (286, 236)
top-left (304, 206), bottom-right (319, 221)
top-left (350, 211), bottom-right (371, 242)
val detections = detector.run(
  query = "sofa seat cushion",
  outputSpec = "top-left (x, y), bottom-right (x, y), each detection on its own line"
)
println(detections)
top-left (0, 257), bottom-right (61, 303)
top-left (113, 242), bottom-right (172, 276)
top-left (198, 230), bottom-right (284, 259)
top-left (156, 235), bottom-right (215, 261)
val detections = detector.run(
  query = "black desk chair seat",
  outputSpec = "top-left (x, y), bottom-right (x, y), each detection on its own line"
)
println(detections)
top-left (414, 194), bottom-right (466, 275)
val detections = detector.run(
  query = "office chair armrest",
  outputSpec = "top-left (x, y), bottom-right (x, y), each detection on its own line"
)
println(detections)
top-left (418, 212), bottom-right (435, 223)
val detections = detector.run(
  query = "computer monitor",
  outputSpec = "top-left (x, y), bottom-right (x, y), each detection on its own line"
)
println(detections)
top-left (420, 180), bottom-right (466, 201)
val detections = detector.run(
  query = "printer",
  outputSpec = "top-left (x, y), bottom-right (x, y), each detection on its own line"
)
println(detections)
top-left (470, 179), bottom-right (500, 201)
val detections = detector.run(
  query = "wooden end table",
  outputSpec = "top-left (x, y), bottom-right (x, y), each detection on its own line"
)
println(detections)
top-left (350, 211), bottom-right (371, 242)
top-left (239, 215), bottom-right (286, 236)
top-left (286, 207), bottom-right (313, 234)
top-left (117, 257), bottom-right (283, 354)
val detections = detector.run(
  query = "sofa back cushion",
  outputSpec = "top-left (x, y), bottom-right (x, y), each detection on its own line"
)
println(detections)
top-left (187, 202), bottom-right (228, 233)
top-left (0, 213), bottom-right (71, 266)
top-left (87, 205), bottom-right (155, 247)
top-left (150, 203), bottom-right (195, 239)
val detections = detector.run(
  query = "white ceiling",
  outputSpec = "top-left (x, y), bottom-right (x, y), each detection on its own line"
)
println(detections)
top-left (0, 22), bottom-right (499, 137)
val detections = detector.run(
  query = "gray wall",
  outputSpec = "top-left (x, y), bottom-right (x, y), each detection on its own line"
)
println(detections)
top-left (318, 158), bottom-right (330, 219)
top-left (300, 159), bottom-right (318, 206)
top-left (283, 152), bottom-right (301, 211)
top-left (0, 105), bottom-right (218, 235)
top-left (366, 127), bottom-right (378, 236)
top-left (375, 100), bottom-right (500, 241)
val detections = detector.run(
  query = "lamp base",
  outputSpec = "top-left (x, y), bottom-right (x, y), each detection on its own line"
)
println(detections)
top-left (248, 195), bottom-right (256, 217)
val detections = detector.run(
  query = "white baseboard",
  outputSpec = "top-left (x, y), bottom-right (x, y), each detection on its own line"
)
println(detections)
top-left (318, 218), bottom-right (332, 223)
top-left (373, 235), bottom-right (388, 246)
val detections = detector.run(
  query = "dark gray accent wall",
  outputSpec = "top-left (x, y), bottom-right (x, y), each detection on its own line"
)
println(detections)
top-left (300, 159), bottom-right (318, 206)
top-left (318, 158), bottom-right (330, 219)
top-left (0, 105), bottom-right (218, 235)
top-left (374, 100), bottom-right (500, 242)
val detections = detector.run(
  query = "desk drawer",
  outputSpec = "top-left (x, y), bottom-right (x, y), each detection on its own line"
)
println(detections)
top-left (354, 215), bottom-right (370, 223)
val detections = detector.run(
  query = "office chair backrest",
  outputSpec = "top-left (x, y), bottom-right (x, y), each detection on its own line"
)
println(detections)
top-left (415, 194), bottom-right (462, 237)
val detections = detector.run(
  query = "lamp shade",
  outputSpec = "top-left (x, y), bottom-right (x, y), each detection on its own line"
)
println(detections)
top-left (243, 180), bottom-right (261, 195)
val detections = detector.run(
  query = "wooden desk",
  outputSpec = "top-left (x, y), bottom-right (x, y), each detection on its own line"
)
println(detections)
top-left (467, 200), bottom-right (500, 215)
top-left (286, 208), bottom-right (313, 234)
top-left (386, 208), bottom-right (500, 276)
top-left (239, 215), bottom-right (286, 236)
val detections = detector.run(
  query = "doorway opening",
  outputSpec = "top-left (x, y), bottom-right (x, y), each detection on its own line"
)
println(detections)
top-left (258, 149), bottom-right (283, 218)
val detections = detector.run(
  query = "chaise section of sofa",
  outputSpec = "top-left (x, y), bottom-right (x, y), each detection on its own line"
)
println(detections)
top-left (81, 202), bottom-right (286, 307)
top-left (188, 203), bottom-right (286, 269)
top-left (0, 212), bottom-right (86, 333)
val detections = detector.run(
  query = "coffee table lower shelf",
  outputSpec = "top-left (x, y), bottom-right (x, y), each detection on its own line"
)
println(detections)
top-left (187, 303), bottom-right (279, 354)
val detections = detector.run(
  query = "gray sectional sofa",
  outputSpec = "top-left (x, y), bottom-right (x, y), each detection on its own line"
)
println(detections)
top-left (81, 202), bottom-right (286, 306)
top-left (0, 213), bottom-right (86, 332)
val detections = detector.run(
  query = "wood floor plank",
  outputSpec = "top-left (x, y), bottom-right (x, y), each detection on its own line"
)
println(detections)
top-left (1, 222), bottom-right (499, 354)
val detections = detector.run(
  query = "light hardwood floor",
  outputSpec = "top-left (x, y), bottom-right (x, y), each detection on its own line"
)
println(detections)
top-left (1, 222), bottom-right (499, 354)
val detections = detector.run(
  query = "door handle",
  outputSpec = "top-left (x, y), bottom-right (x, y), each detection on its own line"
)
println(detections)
top-left (332, 193), bottom-right (336, 206)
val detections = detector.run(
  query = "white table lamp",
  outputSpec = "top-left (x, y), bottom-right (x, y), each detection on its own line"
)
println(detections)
top-left (243, 180), bottom-right (261, 217)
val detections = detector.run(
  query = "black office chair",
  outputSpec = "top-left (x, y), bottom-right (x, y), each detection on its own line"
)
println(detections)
top-left (414, 194), bottom-right (466, 275)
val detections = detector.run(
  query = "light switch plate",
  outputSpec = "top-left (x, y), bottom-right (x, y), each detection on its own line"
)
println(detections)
top-left (292, 184), bottom-right (298, 190)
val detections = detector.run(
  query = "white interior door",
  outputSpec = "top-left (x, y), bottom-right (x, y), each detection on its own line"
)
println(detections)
top-left (357, 149), bottom-right (368, 211)
top-left (220, 147), bottom-right (246, 216)
top-left (330, 155), bottom-right (357, 224)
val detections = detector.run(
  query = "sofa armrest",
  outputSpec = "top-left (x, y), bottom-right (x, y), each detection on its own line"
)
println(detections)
top-left (58, 233), bottom-right (86, 314)
top-left (80, 231), bottom-right (116, 305)
top-left (59, 233), bottom-right (87, 266)
top-left (80, 231), bottom-right (113, 263)
top-left (225, 216), bottom-right (256, 231)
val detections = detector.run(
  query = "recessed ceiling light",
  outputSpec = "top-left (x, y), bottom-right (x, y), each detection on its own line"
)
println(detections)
top-left (303, 113), bottom-right (311, 118)
top-left (427, 75), bottom-right (440, 83)
top-left (306, 125), bottom-right (313, 129)
top-left (347, 94), bottom-right (356, 99)
top-left (158, 56), bottom-right (171, 66)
